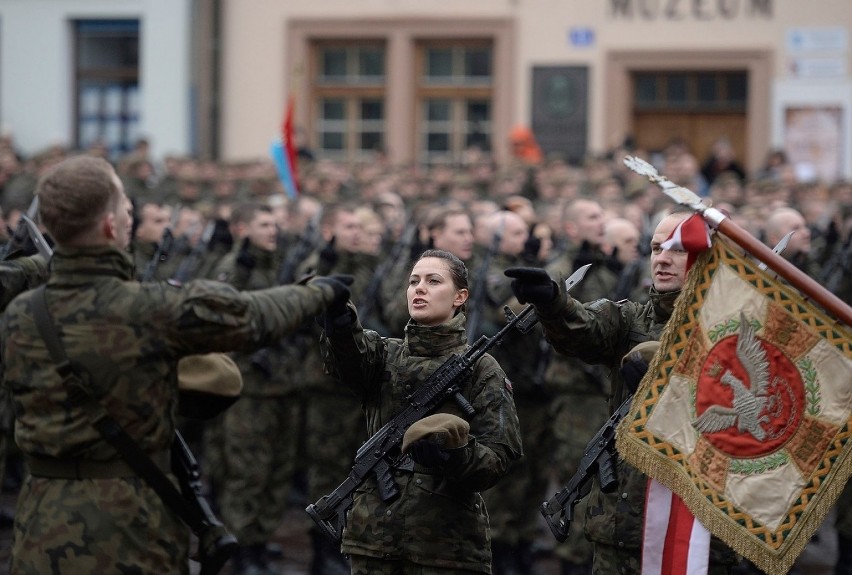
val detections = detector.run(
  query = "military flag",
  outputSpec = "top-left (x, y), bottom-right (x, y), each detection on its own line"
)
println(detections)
top-left (616, 234), bottom-right (852, 575)
top-left (270, 94), bottom-right (299, 199)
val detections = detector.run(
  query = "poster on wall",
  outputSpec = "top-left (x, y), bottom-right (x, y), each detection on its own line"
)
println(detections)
top-left (783, 106), bottom-right (844, 183)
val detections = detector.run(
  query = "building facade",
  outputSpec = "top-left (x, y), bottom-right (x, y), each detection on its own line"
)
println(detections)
top-left (1, 0), bottom-right (850, 180)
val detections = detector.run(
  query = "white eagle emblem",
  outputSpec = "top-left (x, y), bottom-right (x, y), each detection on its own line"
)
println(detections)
top-left (693, 312), bottom-right (772, 441)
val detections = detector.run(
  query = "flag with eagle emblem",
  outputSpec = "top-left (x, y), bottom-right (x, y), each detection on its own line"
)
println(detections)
top-left (616, 234), bottom-right (852, 575)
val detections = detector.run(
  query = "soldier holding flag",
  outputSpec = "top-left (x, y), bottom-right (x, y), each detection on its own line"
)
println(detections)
top-left (505, 210), bottom-right (739, 574)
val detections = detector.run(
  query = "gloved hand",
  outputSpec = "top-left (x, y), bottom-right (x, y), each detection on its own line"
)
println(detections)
top-left (620, 341), bottom-right (660, 394)
top-left (504, 267), bottom-right (558, 306)
top-left (235, 237), bottom-right (256, 270)
top-left (407, 438), bottom-right (451, 468)
top-left (521, 235), bottom-right (542, 264)
top-left (573, 240), bottom-right (597, 272)
top-left (318, 236), bottom-right (339, 273)
top-left (401, 413), bottom-right (469, 468)
top-left (312, 275), bottom-right (355, 331)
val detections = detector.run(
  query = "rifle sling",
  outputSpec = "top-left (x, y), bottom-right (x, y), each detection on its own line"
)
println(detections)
top-left (31, 285), bottom-right (207, 534)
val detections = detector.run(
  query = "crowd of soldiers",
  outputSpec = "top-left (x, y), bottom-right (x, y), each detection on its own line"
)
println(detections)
top-left (0, 130), bottom-right (850, 575)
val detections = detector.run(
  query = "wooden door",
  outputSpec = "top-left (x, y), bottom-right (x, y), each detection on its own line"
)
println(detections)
top-left (633, 112), bottom-right (747, 166)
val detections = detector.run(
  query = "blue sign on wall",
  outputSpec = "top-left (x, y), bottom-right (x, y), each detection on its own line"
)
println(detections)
top-left (569, 27), bottom-right (595, 48)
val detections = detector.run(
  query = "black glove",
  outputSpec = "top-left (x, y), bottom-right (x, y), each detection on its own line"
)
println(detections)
top-left (521, 235), bottom-right (542, 264)
top-left (621, 356), bottom-right (648, 394)
top-left (573, 240), bottom-right (597, 272)
top-left (605, 247), bottom-right (624, 274)
top-left (235, 237), bottom-right (256, 270)
top-left (408, 438), bottom-right (450, 468)
top-left (312, 274), bottom-right (355, 331)
top-left (318, 236), bottom-right (339, 273)
top-left (504, 267), bottom-right (558, 306)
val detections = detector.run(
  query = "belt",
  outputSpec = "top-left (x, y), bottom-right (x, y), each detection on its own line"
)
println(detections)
top-left (27, 450), bottom-right (171, 480)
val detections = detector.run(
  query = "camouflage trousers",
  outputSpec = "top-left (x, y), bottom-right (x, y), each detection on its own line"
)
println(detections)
top-left (304, 390), bottom-right (366, 500)
top-left (550, 391), bottom-right (610, 565)
top-left (482, 396), bottom-right (552, 546)
top-left (219, 394), bottom-right (299, 545)
top-left (351, 554), bottom-right (486, 574)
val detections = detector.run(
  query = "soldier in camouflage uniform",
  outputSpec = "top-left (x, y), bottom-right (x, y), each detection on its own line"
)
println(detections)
top-left (470, 210), bottom-right (552, 575)
top-left (211, 202), bottom-right (303, 575)
top-left (506, 212), bottom-right (739, 575)
top-left (131, 199), bottom-right (179, 281)
top-left (0, 156), bottom-right (351, 574)
top-left (544, 198), bottom-right (620, 575)
top-left (320, 249), bottom-right (523, 574)
top-left (296, 202), bottom-right (376, 575)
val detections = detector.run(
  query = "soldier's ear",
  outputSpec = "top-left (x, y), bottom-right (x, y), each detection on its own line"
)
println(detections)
top-left (454, 288), bottom-right (469, 308)
top-left (103, 212), bottom-right (117, 241)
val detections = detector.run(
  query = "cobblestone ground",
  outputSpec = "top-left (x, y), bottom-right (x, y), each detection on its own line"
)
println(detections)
top-left (0, 476), bottom-right (838, 575)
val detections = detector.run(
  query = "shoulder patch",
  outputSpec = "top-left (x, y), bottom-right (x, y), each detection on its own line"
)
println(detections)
top-left (504, 377), bottom-right (513, 394)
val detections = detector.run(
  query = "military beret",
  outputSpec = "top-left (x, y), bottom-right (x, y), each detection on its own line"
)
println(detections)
top-left (178, 353), bottom-right (243, 420)
top-left (401, 413), bottom-right (470, 453)
top-left (621, 340), bottom-right (661, 368)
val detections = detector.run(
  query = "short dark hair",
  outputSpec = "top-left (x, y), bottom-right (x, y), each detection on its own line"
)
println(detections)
top-left (37, 156), bottom-right (121, 245)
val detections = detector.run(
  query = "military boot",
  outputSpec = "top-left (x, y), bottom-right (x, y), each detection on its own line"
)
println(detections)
top-left (309, 530), bottom-right (350, 575)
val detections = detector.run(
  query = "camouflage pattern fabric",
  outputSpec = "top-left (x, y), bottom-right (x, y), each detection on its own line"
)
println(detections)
top-left (297, 247), bottom-right (375, 502)
top-left (543, 243), bottom-right (618, 566)
top-left (0, 245), bottom-right (337, 573)
top-left (321, 312), bottom-right (523, 573)
top-left (352, 554), bottom-right (486, 574)
top-left (534, 282), bottom-right (738, 573)
top-left (477, 251), bottom-right (553, 551)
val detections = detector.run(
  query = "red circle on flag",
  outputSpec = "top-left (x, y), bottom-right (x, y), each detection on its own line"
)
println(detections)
top-left (695, 335), bottom-right (805, 458)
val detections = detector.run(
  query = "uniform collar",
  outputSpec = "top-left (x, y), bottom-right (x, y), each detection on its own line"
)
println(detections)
top-left (50, 245), bottom-right (136, 281)
top-left (404, 312), bottom-right (468, 357)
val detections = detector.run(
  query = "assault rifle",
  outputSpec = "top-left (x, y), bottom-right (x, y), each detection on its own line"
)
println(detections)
top-left (1, 196), bottom-right (40, 260)
top-left (540, 394), bottom-right (632, 542)
top-left (466, 217), bottom-right (504, 340)
top-left (357, 218), bottom-right (417, 325)
top-left (307, 263), bottom-right (591, 543)
top-left (250, 212), bottom-right (323, 376)
top-left (141, 209), bottom-right (179, 282)
top-left (24, 217), bottom-right (237, 574)
top-left (171, 220), bottom-right (216, 284)
top-left (277, 211), bottom-right (322, 285)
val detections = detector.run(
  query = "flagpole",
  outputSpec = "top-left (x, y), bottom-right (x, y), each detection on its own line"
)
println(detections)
top-left (624, 156), bottom-right (852, 328)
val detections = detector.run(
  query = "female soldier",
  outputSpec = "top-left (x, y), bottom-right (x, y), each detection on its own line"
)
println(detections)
top-left (319, 248), bottom-right (523, 574)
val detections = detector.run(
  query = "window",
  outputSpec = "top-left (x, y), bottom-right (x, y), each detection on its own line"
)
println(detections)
top-left (632, 71), bottom-right (748, 112)
top-left (417, 41), bottom-right (493, 165)
top-left (312, 42), bottom-right (386, 162)
top-left (74, 20), bottom-right (140, 158)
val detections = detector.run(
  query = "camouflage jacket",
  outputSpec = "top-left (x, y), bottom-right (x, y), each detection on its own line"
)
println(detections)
top-left (534, 283), bottom-right (737, 564)
top-left (543, 242), bottom-right (619, 396)
top-left (321, 312), bottom-right (523, 572)
top-left (0, 254), bottom-right (49, 311)
top-left (0, 245), bottom-right (338, 572)
top-left (212, 242), bottom-right (302, 396)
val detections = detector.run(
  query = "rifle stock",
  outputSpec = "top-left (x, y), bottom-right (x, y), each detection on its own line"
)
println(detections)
top-left (540, 395), bottom-right (633, 542)
top-left (172, 431), bottom-right (238, 575)
top-left (306, 304), bottom-right (537, 542)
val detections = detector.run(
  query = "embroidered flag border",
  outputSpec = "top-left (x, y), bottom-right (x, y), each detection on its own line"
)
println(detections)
top-left (616, 234), bottom-right (852, 575)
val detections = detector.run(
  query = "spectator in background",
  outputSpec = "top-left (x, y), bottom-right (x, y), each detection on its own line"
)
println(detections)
top-left (701, 137), bottom-right (746, 186)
